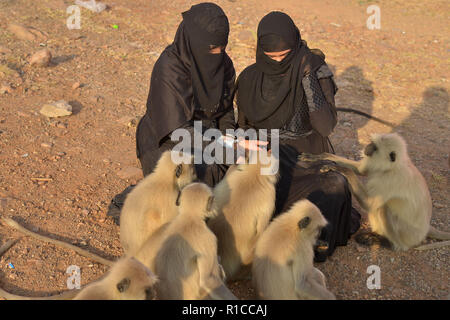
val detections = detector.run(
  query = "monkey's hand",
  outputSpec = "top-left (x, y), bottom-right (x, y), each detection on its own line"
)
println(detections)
top-left (319, 164), bottom-right (338, 174)
top-left (298, 152), bottom-right (330, 162)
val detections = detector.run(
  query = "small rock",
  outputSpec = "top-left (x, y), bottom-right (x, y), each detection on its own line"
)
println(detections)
top-left (72, 82), bottom-right (81, 90)
top-left (0, 46), bottom-right (12, 54)
top-left (41, 142), bottom-right (53, 148)
top-left (75, 0), bottom-right (107, 12)
top-left (0, 84), bottom-right (13, 94)
top-left (7, 23), bottom-right (36, 41)
top-left (29, 49), bottom-right (52, 67)
top-left (433, 202), bottom-right (444, 209)
top-left (118, 116), bottom-right (139, 127)
top-left (7, 23), bottom-right (47, 41)
top-left (40, 100), bottom-right (73, 118)
top-left (117, 167), bottom-right (143, 180)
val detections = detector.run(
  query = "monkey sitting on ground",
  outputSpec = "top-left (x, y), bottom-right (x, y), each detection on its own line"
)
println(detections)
top-left (207, 150), bottom-right (279, 281)
top-left (120, 150), bottom-right (196, 256)
top-left (298, 132), bottom-right (450, 251)
top-left (136, 182), bottom-right (237, 300)
top-left (252, 199), bottom-right (335, 300)
top-left (74, 257), bottom-right (158, 300)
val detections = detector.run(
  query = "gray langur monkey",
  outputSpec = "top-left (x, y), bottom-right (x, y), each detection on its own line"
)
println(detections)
top-left (120, 150), bottom-right (196, 256)
top-left (298, 132), bottom-right (450, 251)
top-left (136, 182), bottom-right (237, 300)
top-left (0, 255), bottom-right (157, 300)
top-left (252, 199), bottom-right (335, 300)
top-left (74, 257), bottom-right (158, 300)
top-left (207, 150), bottom-right (279, 280)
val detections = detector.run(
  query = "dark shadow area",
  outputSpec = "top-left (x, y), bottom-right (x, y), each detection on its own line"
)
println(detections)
top-left (333, 65), bottom-right (375, 143)
top-left (50, 54), bottom-right (77, 66)
top-left (68, 100), bottom-right (83, 115)
top-left (395, 86), bottom-right (449, 141)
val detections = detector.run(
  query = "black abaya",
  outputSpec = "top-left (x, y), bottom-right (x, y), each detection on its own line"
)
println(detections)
top-left (236, 11), bottom-right (360, 262)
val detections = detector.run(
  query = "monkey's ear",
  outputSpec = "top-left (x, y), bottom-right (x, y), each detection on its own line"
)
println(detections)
top-left (117, 278), bottom-right (131, 293)
top-left (175, 190), bottom-right (181, 206)
top-left (298, 217), bottom-right (311, 229)
top-left (175, 164), bottom-right (183, 178)
top-left (206, 196), bottom-right (214, 212)
top-left (389, 151), bottom-right (396, 162)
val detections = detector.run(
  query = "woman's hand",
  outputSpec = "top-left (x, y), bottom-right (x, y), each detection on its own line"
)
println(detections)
top-left (237, 139), bottom-right (269, 151)
top-left (235, 139), bottom-right (269, 164)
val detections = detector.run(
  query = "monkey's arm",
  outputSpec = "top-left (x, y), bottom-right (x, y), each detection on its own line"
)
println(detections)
top-left (197, 255), bottom-right (237, 300)
top-left (293, 269), bottom-right (336, 300)
top-left (298, 153), bottom-right (364, 175)
top-left (319, 164), bottom-right (370, 211)
top-left (309, 267), bottom-right (327, 288)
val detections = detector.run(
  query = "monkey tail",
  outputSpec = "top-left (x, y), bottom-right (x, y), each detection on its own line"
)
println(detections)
top-left (0, 287), bottom-right (81, 300)
top-left (0, 217), bottom-right (115, 266)
top-left (415, 240), bottom-right (450, 251)
top-left (336, 108), bottom-right (394, 127)
top-left (427, 225), bottom-right (450, 240)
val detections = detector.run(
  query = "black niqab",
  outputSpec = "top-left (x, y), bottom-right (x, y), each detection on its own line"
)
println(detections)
top-left (237, 11), bottom-right (323, 129)
top-left (145, 3), bottom-right (235, 146)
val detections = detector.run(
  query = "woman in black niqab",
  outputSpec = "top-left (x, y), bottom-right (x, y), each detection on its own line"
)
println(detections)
top-left (236, 11), bottom-right (361, 262)
top-left (136, 3), bottom-right (237, 182)
top-left (108, 3), bottom-right (237, 223)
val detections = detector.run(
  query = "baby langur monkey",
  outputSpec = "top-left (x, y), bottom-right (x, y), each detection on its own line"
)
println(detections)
top-left (299, 132), bottom-right (450, 251)
top-left (252, 199), bottom-right (335, 300)
top-left (208, 149), bottom-right (279, 281)
top-left (120, 150), bottom-right (196, 256)
top-left (149, 182), bottom-right (237, 300)
top-left (74, 257), bottom-right (158, 300)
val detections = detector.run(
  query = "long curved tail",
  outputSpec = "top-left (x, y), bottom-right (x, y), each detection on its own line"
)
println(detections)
top-left (336, 108), bottom-right (394, 127)
top-left (427, 225), bottom-right (450, 240)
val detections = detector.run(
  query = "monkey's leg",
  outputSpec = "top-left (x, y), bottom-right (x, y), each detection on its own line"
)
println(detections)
top-left (295, 276), bottom-right (336, 300)
top-left (319, 164), bottom-right (370, 211)
top-left (197, 255), bottom-right (237, 300)
top-left (309, 267), bottom-right (327, 288)
top-left (298, 153), bottom-right (363, 175)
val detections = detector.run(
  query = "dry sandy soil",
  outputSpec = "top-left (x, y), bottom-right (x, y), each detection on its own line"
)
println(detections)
top-left (0, 0), bottom-right (448, 300)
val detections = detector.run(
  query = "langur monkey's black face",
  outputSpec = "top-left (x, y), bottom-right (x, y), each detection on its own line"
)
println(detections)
top-left (115, 277), bottom-right (157, 300)
top-left (174, 162), bottom-right (197, 190)
top-left (364, 142), bottom-right (378, 157)
top-left (364, 139), bottom-right (397, 164)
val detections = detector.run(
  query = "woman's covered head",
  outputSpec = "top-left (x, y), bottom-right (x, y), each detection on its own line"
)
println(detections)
top-left (182, 2), bottom-right (229, 53)
top-left (257, 11), bottom-right (301, 63)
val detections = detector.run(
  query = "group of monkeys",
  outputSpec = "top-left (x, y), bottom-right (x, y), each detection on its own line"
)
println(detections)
top-left (0, 132), bottom-right (448, 300)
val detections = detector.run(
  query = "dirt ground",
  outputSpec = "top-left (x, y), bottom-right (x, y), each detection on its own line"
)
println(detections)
top-left (0, 0), bottom-right (448, 300)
